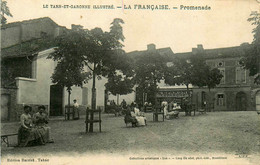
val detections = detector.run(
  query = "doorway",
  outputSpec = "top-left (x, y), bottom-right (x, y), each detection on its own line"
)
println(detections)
top-left (236, 92), bottom-right (247, 111)
top-left (49, 85), bottom-right (63, 116)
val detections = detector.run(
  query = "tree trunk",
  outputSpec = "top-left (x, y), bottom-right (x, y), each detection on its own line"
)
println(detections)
top-left (90, 65), bottom-right (96, 133)
top-left (208, 87), bottom-right (211, 112)
top-left (186, 84), bottom-right (191, 116)
top-left (68, 89), bottom-right (71, 120)
top-left (68, 90), bottom-right (71, 107)
top-left (153, 79), bottom-right (157, 106)
top-left (117, 94), bottom-right (119, 105)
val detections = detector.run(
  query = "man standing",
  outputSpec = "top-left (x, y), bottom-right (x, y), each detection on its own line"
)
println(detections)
top-left (121, 99), bottom-right (127, 109)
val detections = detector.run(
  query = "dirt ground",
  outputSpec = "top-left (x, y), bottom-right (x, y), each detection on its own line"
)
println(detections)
top-left (1, 111), bottom-right (260, 159)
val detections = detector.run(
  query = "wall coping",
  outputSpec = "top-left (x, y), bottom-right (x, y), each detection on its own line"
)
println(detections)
top-left (37, 48), bottom-right (56, 59)
top-left (15, 77), bottom-right (37, 82)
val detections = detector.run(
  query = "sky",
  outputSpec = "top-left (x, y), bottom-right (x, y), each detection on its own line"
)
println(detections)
top-left (4, 0), bottom-right (260, 53)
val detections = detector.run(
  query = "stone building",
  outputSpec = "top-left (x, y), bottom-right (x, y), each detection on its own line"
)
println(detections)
top-left (158, 44), bottom-right (260, 111)
top-left (0, 18), bottom-right (95, 121)
top-left (1, 17), bottom-right (66, 121)
top-left (1, 17), bottom-right (135, 121)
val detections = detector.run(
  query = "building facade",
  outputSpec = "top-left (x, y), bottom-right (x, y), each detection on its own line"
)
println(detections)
top-left (2, 17), bottom-right (260, 122)
top-left (158, 44), bottom-right (260, 111)
top-left (1, 17), bottom-right (135, 121)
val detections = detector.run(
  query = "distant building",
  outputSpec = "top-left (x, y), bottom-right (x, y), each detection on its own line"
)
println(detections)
top-left (156, 44), bottom-right (260, 111)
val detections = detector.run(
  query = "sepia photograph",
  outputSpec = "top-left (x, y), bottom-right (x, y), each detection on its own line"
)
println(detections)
top-left (1, 0), bottom-right (260, 164)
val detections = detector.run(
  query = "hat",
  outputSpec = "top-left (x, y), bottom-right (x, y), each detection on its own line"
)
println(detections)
top-left (38, 105), bottom-right (46, 110)
top-left (24, 105), bottom-right (32, 110)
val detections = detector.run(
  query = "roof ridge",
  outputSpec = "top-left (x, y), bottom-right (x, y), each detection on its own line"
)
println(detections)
top-left (1, 17), bottom-right (59, 29)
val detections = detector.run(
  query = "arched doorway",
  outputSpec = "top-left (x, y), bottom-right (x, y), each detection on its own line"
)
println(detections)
top-left (236, 92), bottom-right (247, 111)
top-left (256, 91), bottom-right (260, 111)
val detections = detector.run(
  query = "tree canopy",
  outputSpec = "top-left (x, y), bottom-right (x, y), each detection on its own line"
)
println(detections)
top-left (48, 30), bottom-right (91, 106)
top-left (241, 11), bottom-right (260, 84)
top-left (164, 55), bottom-right (223, 94)
top-left (1, 1), bottom-right (13, 24)
top-left (133, 50), bottom-right (168, 105)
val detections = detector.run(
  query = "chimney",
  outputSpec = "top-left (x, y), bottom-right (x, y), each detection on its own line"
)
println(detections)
top-left (147, 44), bottom-right (156, 51)
top-left (197, 44), bottom-right (204, 51)
top-left (192, 44), bottom-right (204, 55)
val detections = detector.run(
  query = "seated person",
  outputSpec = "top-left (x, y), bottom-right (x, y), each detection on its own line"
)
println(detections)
top-left (33, 105), bottom-right (53, 143)
top-left (124, 106), bottom-right (137, 127)
top-left (33, 105), bottom-right (54, 143)
top-left (133, 106), bottom-right (147, 126)
top-left (167, 104), bottom-right (180, 119)
top-left (18, 105), bottom-right (45, 147)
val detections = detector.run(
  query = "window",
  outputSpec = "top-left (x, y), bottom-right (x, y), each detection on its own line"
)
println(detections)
top-left (216, 61), bottom-right (225, 67)
top-left (219, 68), bottom-right (225, 84)
top-left (217, 94), bottom-right (225, 106)
top-left (236, 67), bottom-right (246, 84)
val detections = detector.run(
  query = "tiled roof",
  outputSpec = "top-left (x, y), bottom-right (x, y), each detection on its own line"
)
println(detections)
top-left (174, 44), bottom-right (252, 59)
top-left (1, 17), bottom-right (59, 29)
top-left (1, 38), bottom-right (56, 59)
top-left (126, 47), bottom-right (174, 58)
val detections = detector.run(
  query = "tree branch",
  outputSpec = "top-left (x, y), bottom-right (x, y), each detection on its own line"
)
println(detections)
top-left (85, 62), bottom-right (94, 71)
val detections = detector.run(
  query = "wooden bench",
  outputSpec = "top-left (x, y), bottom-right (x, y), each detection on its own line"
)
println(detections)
top-left (1, 133), bottom-right (18, 147)
top-left (153, 112), bottom-right (164, 121)
top-left (198, 108), bottom-right (206, 114)
top-left (153, 106), bottom-right (164, 122)
top-left (145, 106), bottom-right (153, 113)
top-left (85, 108), bottom-right (102, 133)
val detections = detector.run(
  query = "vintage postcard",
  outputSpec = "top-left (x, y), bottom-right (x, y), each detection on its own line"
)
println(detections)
top-left (1, 0), bottom-right (260, 164)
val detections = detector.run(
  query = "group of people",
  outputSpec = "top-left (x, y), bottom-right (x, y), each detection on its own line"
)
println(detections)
top-left (124, 104), bottom-right (147, 127)
top-left (18, 105), bottom-right (53, 147)
top-left (161, 98), bottom-right (192, 118)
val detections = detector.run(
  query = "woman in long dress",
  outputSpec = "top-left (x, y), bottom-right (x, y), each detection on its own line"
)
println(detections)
top-left (161, 100), bottom-right (168, 118)
top-left (33, 105), bottom-right (54, 143)
top-left (18, 105), bottom-right (45, 147)
top-left (133, 106), bottom-right (147, 126)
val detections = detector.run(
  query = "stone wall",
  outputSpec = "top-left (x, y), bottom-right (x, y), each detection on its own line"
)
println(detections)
top-left (1, 87), bottom-right (18, 122)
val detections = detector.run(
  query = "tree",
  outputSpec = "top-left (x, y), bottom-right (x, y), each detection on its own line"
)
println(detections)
top-left (67, 19), bottom-right (125, 132)
top-left (105, 74), bottom-right (134, 105)
top-left (133, 51), bottom-right (167, 106)
top-left (1, 1), bottom-right (13, 24)
top-left (241, 11), bottom-right (260, 84)
top-left (104, 50), bottom-right (135, 105)
top-left (48, 30), bottom-right (90, 107)
top-left (76, 18), bottom-right (125, 116)
top-left (189, 55), bottom-right (223, 91)
top-left (164, 55), bottom-right (223, 113)
top-left (164, 57), bottom-right (193, 99)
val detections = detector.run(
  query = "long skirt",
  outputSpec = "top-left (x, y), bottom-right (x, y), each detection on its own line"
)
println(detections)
top-left (37, 126), bottom-right (51, 143)
top-left (18, 126), bottom-right (45, 147)
top-left (135, 116), bottom-right (146, 126)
